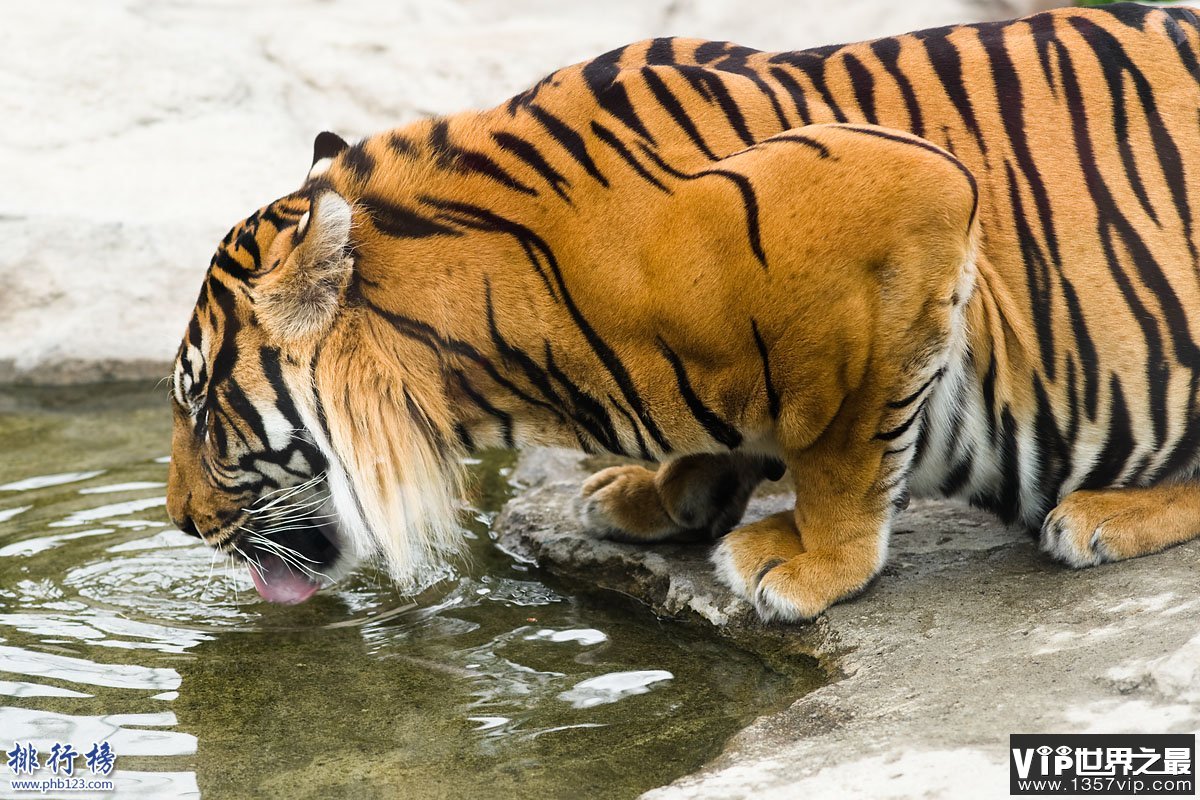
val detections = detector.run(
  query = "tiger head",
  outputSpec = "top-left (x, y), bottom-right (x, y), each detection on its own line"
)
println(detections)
top-left (165, 132), bottom-right (465, 604)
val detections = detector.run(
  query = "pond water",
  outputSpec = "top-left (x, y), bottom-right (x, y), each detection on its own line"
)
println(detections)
top-left (0, 383), bottom-right (817, 799)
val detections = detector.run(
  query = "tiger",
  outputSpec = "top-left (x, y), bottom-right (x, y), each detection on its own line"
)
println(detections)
top-left (166, 2), bottom-right (1200, 621)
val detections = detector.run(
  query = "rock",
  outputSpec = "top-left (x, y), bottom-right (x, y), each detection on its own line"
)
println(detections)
top-left (4, 0), bottom-right (1061, 383)
top-left (495, 448), bottom-right (1200, 800)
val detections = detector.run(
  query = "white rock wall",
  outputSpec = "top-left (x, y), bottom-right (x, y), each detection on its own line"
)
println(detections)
top-left (1, 0), bottom-right (1058, 382)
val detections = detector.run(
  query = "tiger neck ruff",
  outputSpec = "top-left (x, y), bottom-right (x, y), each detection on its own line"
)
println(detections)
top-left (167, 3), bottom-right (1200, 620)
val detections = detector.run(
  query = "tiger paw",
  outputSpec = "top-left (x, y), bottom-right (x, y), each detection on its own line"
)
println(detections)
top-left (578, 465), bottom-right (680, 542)
top-left (1040, 491), bottom-right (1128, 567)
top-left (710, 513), bottom-right (816, 621)
top-left (712, 512), bottom-right (884, 622)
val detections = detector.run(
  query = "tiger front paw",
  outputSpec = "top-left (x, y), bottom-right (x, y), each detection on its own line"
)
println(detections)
top-left (711, 511), bottom-right (881, 622)
top-left (578, 465), bottom-right (681, 542)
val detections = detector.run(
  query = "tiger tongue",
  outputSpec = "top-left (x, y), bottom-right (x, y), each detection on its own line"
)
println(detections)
top-left (248, 551), bottom-right (322, 605)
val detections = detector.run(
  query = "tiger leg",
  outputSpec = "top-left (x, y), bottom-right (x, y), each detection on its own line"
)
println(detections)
top-left (712, 434), bottom-right (900, 622)
top-left (1040, 483), bottom-right (1200, 567)
top-left (579, 453), bottom-right (784, 542)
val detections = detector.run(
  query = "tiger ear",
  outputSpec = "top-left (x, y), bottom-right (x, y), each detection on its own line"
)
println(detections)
top-left (312, 131), bottom-right (349, 165)
top-left (310, 131), bottom-right (349, 178)
top-left (255, 191), bottom-right (354, 341)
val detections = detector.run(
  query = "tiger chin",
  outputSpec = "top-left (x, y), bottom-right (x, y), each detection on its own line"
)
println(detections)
top-left (168, 4), bottom-right (1200, 620)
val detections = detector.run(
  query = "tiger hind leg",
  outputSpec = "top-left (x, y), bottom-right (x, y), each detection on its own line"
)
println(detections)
top-left (1040, 483), bottom-right (1200, 567)
top-left (579, 452), bottom-right (783, 543)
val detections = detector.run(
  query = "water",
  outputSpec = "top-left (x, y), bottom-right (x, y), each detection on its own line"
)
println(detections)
top-left (0, 383), bottom-right (818, 799)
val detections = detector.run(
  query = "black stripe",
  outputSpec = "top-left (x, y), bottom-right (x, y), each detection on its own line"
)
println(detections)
top-left (767, 67), bottom-right (813, 125)
top-left (360, 195), bottom-right (463, 239)
top-left (640, 67), bottom-right (718, 160)
top-left (751, 319), bottom-right (780, 420)
top-left (635, 147), bottom-right (765, 268)
top-left (677, 66), bottom-right (756, 147)
top-left (913, 27), bottom-right (986, 155)
top-left (341, 142), bottom-right (376, 182)
top-left (1004, 159), bottom-right (1057, 382)
top-left (757, 133), bottom-right (832, 159)
top-left (697, 169), bottom-right (766, 267)
top-left (1031, 374), bottom-right (1071, 519)
top-left (484, 279), bottom-right (566, 412)
top-left (1148, 375), bottom-right (1200, 482)
top-left (428, 119), bottom-right (538, 196)
top-left (841, 53), bottom-right (878, 125)
top-left (646, 37), bottom-right (675, 65)
top-left (454, 371), bottom-right (514, 449)
top-left (205, 279), bottom-right (242, 397)
top-left (658, 337), bottom-right (742, 449)
top-left (1078, 375), bottom-right (1136, 490)
top-left (387, 132), bottom-right (419, 157)
top-left (888, 368), bottom-right (944, 409)
top-left (980, 21), bottom-right (1062, 272)
top-left (939, 457), bottom-right (973, 496)
top-left (527, 104), bottom-right (609, 187)
top-left (1069, 15), bottom-right (1196, 262)
top-left (767, 51), bottom-right (848, 123)
top-left (491, 131), bottom-right (572, 202)
top-left (608, 395), bottom-right (651, 461)
top-left (581, 47), bottom-right (657, 144)
top-left (991, 406), bottom-right (1022, 524)
top-left (869, 37), bottom-right (925, 138)
top-left (590, 121), bottom-right (670, 192)
top-left (875, 398), bottom-right (928, 442)
top-left (543, 341), bottom-right (625, 455)
top-left (454, 422), bottom-right (476, 451)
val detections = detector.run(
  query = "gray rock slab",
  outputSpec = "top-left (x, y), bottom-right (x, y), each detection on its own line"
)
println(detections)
top-left (495, 448), bottom-right (1200, 799)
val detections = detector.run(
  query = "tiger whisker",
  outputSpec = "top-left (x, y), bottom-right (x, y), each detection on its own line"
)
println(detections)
top-left (247, 533), bottom-right (331, 583)
top-left (249, 485), bottom-right (330, 520)
top-left (254, 492), bottom-right (332, 523)
top-left (247, 520), bottom-right (338, 537)
top-left (245, 473), bottom-right (327, 513)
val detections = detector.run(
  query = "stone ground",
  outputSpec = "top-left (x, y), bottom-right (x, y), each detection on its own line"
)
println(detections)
top-left (2, 0), bottom-right (1058, 383)
top-left (496, 448), bottom-right (1200, 799)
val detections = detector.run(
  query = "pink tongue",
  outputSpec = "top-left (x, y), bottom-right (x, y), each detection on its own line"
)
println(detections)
top-left (249, 552), bottom-right (322, 605)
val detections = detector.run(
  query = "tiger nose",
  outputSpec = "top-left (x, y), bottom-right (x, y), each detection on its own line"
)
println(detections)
top-left (177, 516), bottom-right (203, 539)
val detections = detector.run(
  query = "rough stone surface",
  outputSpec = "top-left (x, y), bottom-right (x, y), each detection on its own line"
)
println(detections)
top-left (496, 448), bottom-right (1200, 800)
top-left (4, 0), bottom-right (1058, 383)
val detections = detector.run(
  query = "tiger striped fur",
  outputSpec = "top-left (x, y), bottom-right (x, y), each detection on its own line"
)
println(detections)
top-left (166, 3), bottom-right (1200, 619)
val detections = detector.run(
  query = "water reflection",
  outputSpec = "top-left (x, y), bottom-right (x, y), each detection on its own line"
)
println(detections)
top-left (0, 384), bottom-right (810, 799)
